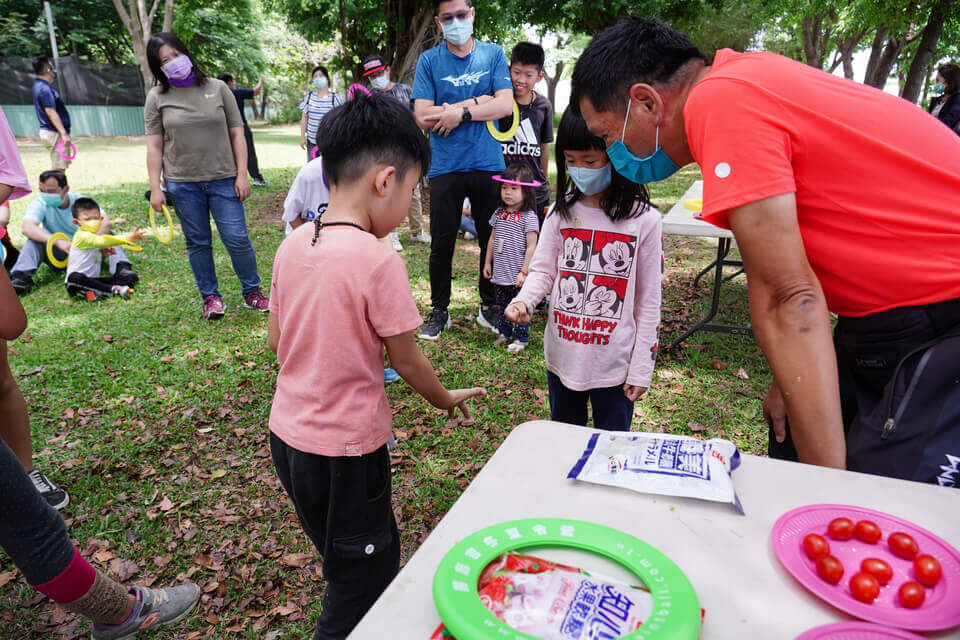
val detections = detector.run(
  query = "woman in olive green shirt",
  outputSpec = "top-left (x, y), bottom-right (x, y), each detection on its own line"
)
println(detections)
top-left (144, 32), bottom-right (269, 320)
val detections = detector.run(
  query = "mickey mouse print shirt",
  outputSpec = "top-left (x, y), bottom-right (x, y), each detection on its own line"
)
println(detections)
top-left (513, 201), bottom-right (663, 391)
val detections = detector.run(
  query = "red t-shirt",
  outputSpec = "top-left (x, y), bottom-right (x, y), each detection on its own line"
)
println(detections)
top-left (685, 49), bottom-right (960, 317)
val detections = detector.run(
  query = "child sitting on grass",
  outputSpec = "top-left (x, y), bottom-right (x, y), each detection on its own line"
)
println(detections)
top-left (267, 94), bottom-right (485, 639)
top-left (66, 198), bottom-right (145, 301)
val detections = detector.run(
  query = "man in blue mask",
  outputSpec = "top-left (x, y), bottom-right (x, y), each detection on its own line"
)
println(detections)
top-left (411, 0), bottom-right (514, 340)
top-left (572, 18), bottom-right (960, 486)
top-left (9, 171), bottom-right (138, 294)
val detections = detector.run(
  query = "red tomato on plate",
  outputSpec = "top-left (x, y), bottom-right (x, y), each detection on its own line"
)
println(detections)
top-left (854, 520), bottom-right (882, 544)
top-left (860, 558), bottom-right (893, 585)
top-left (816, 555), bottom-right (844, 585)
top-left (898, 581), bottom-right (926, 608)
top-left (850, 572), bottom-right (881, 603)
top-left (914, 554), bottom-right (942, 587)
top-left (827, 517), bottom-right (855, 541)
top-left (803, 533), bottom-right (831, 560)
top-left (889, 532), bottom-right (919, 560)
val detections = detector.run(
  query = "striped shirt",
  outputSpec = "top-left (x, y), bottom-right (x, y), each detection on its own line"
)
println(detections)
top-left (299, 91), bottom-right (343, 145)
top-left (488, 207), bottom-right (540, 286)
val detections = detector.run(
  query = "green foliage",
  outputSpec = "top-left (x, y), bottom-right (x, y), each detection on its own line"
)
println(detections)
top-left (172, 0), bottom-right (266, 82)
top-left (0, 0), bottom-right (134, 63)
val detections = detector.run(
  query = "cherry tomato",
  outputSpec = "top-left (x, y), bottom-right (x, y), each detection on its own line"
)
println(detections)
top-left (816, 555), bottom-right (844, 585)
top-left (860, 557), bottom-right (894, 585)
top-left (849, 572), bottom-right (881, 603)
top-left (803, 533), bottom-right (831, 560)
top-left (854, 520), bottom-right (882, 544)
top-left (888, 532), bottom-right (919, 560)
top-left (827, 517), bottom-right (855, 541)
top-left (898, 581), bottom-right (926, 608)
top-left (914, 554), bottom-right (942, 587)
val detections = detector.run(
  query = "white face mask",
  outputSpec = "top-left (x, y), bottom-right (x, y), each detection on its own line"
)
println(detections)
top-left (441, 16), bottom-right (473, 46)
top-left (313, 76), bottom-right (328, 89)
top-left (370, 74), bottom-right (389, 91)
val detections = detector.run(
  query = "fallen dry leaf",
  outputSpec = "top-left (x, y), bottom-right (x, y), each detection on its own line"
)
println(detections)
top-left (687, 422), bottom-right (706, 433)
top-left (107, 558), bottom-right (139, 581)
top-left (103, 334), bottom-right (113, 342)
top-left (158, 496), bottom-right (174, 512)
top-left (0, 570), bottom-right (18, 588)
top-left (280, 553), bottom-right (313, 568)
top-left (733, 367), bottom-right (749, 379)
top-left (711, 358), bottom-right (728, 371)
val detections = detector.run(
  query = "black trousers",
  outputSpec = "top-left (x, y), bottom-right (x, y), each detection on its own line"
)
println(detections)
top-left (428, 170), bottom-right (498, 310)
top-left (66, 271), bottom-right (115, 297)
top-left (769, 297), bottom-right (960, 464)
top-left (243, 123), bottom-right (264, 181)
top-left (270, 433), bottom-right (399, 640)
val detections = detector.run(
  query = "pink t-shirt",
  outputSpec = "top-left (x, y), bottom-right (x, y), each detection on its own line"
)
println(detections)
top-left (268, 224), bottom-right (422, 456)
top-left (0, 108), bottom-right (31, 201)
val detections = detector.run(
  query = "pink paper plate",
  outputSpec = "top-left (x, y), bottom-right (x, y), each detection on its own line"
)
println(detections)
top-left (795, 621), bottom-right (926, 639)
top-left (772, 504), bottom-right (960, 632)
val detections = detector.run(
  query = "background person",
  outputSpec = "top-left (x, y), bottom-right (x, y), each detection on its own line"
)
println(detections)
top-left (412, 0), bottom-right (514, 340)
top-left (299, 65), bottom-right (342, 163)
top-left (362, 54), bottom-right (430, 245)
top-left (218, 73), bottom-right (268, 186)
top-left (32, 56), bottom-right (73, 171)
top-left (145, 32), bottom-right (270, 320)
top-left (928, 63), bottom-right (960, 132)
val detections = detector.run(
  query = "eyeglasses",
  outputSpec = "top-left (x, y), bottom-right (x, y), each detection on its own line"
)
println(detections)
top-left (437, 9), bottom-right (471, 24)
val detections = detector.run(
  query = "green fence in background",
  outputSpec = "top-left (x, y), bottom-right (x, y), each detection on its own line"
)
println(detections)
top-left (2, 105), bottom-right (146, 137)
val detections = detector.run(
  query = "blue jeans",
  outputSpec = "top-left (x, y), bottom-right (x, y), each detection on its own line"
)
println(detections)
top-left (547, 370), bottom-right (634, 431)
top-left (166, 178), bottom-right (261, 298)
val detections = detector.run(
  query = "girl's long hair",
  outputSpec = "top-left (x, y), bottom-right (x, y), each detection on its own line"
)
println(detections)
top-left (146, 32), bottom-right (209, 93)
top-left (498, 163), bottom-right (538, 213)
top-left (553, 107), bottom-right (648, 222)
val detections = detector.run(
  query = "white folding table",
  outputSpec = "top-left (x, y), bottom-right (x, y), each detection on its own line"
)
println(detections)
top-left (662, 181), bottom-right (752, 355)
top-left (351, 421), bottom-right (960, 639)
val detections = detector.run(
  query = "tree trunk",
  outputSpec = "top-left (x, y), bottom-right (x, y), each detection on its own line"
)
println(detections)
top-left (865, 37), bottom-right (906, 88)
top-left (111, 0), bottom-right (173, 91)
top-left (863, 27), bottom-right (888, 84)
top-left (543, 60), bottom-right (564, 112)
top-left (902, 0), bottom-right (955, 103)
top-left (836, 30), bottom-right (867, 80)
top-left (394, 7), bottom-right (440, 84)
top-left (801, 13), bottom-right (825, 67)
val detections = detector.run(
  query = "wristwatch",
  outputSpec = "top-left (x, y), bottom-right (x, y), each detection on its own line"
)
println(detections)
top-left (461, 106), bottom-right (472, 122)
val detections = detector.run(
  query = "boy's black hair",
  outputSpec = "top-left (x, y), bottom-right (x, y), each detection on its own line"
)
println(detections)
top-left (39, 170), bottom-right (67, 188)
top-left (434, 0), bottom-right (471, 11)
top-left (217, 73), bottom-right (234, 84)
top-left (571, 17), bottom-right (707, 116)
top-left (510, 42), bottom-right (545, 71)
top-left (32, 56), bottom-right (53, 75)
top-left (498, 163), bottom-right (538, 213)
top-left (71, 197), bottom-right (100, 216)
top-left (553, 108), bottom-right (648, 222)
top-left (146, 32), bottom-right (209, 93)
top-left (316, 93), bottom-right (430, 187)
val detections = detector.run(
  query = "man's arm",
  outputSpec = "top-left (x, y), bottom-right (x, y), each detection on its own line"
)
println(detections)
top-left (728, 193), bottom-right (845, 468)
top-left (21, 216), bottom-right (51, 244)
top-left (43, 107), bottom-right (70, 143)
top-left (430, 89), bottom-right (514, 136)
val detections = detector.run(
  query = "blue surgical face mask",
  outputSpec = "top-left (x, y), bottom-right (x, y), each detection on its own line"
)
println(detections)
top-left (314, 76), bottom-right (328, 89)
top-left (441, 16), bottom-right (473, 46)
top-left (605, 99), bottom-right (680, 184)
top-left (934, 82), bottom-right (945, 94)
top-left (567, 163), bottom-right (612, 196)
top-left (41, 192), bottom-right (63, 207)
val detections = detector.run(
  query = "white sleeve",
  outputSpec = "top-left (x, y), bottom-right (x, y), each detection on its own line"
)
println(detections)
top-left (281, 171), bottom-right (307, 223)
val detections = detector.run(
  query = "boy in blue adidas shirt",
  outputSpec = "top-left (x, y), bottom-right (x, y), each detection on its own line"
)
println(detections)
top-left (412, 0), bottom-right (513, 341)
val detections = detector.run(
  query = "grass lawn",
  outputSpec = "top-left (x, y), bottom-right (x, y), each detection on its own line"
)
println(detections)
top-left (1, 126), bottom-right (769, 638)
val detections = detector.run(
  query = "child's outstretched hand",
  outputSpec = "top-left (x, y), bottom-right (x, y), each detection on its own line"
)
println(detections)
top-left (623, 384), bottom-right (647, 402)
top-left (445, 387), bottom-right (487, 425)
top-left (504, 301), bottom-right (530, 325)
top-left (127, 227), bottom-right (147, 242)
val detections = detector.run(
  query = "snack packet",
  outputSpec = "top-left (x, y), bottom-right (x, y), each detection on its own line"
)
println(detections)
top-left (430, 552), bottom-right (654, 639)
top-left (567, 432), bottom-right (744, 514)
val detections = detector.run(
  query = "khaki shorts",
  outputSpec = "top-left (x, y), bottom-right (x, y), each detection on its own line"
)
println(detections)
top-left (39, 129), bottom-right (72, 171)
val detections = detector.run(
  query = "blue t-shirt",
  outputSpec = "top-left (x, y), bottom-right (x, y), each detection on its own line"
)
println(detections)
top-left (24, 192), bottom-right (88, 237)
top-left (412, 40), bottom-right (512, 177)
top-left (33, 78), bottom-right (70, 133)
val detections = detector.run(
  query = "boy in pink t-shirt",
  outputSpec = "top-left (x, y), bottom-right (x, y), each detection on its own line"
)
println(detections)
top-left (267, 95), bottom-right (485, 639)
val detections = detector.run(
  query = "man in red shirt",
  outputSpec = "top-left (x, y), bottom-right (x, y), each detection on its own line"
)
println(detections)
top-left (571, 17), bottom-right (960, 482)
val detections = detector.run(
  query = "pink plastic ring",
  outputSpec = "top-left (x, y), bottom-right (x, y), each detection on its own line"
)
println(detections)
top-left (492, 174), bottom-right (542, 187)
top-left (311, 146), bottom-right (319, 159)
top-left (57, 140), bottom-right (77, 160)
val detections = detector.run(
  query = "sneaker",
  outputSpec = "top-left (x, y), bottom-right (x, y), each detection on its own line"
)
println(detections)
top-left (113, 263), bottom-right (139, 286)
top-left (252, 178), bottom-right (268, 187)
top-left (507, 340), bottom-right (528, 354)
top-left (411, 231), bottom-right (431, 244)
top-left (80, 289), bottom-right (110, 302)
top-left (463, 231), bottom-right (476, 241)
top-left (476, 305), bottom-right (500, 335)
top-left (28, 469), bottom-right (69, 510)
top-left (243, 290), bottom-right (270, 312)
top-left (10, 273), bottom-right (34, 295)
top-left (418, 308), bottom-right (450, 340)
top-left (493, 334), bottom-right (509, 347)
top-left (92, 583), bottom-right (200, 640)
top-left (110, 285), bottom-right (132, 300)
top-left (384, 367), bottom-right (400, 384)
top-left (202, 295), bottom-right (226, 320)
top-left (390, 231), bottom-right (403, 252)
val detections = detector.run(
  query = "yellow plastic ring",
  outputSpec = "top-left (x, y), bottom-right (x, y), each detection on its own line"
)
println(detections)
top-left (46, 232), bottom-right (70, 269)
top-left (486, 100), bottom-right (520, 142)
top-left (683, 198), bottom-right (703, 212)
top-left (149, 205), bottom-right (174, 244)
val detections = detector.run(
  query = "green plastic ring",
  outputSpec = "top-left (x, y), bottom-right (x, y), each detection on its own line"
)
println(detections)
top-left (433, 518), bottom-right (701, 640)
top-left (487, 100), bottom-right (521, 142)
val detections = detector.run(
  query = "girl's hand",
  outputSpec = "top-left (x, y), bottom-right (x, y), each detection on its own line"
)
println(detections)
top-left (623, 384), bottom-right (647, 402)
top-left (515, 270), bottom-right (526, 287)
top-left (446, 387), bottom-right (487, 425)
top-left (150, 188), bottom-right (166, 213)
top-left (235, 176), bottom-right (251, 202)
top-left (504, 301), bottom-right (530, 325)
top-left (483, 263), bottom-right (492, 279)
